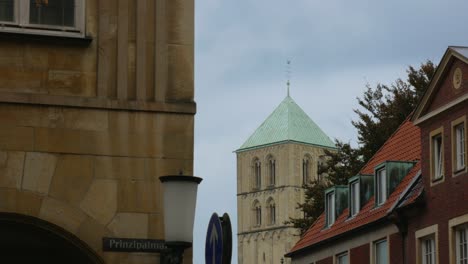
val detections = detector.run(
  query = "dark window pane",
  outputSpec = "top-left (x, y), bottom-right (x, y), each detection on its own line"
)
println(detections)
top-left (0, 0), bottom-right (14, 22)
top-left (29, 0), bottom-right (75, 27)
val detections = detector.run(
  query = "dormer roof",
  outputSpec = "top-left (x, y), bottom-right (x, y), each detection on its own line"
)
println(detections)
top-left (237, 95), bottom-right (335, 152)
top-left (286, 117), bottom-right (422, 257)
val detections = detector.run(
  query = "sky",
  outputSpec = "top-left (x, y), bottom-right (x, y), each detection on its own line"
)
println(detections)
top-left (192, 0), bottom-right (468, 262)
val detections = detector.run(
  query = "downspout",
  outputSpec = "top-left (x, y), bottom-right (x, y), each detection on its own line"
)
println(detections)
top-left (387, 211), bottom-right (408, 264)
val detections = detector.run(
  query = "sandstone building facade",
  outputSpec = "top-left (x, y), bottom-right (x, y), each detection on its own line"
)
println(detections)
top-left (236, 95), bottom-right (335, 264)
top-left (0, 0), bottom-right (195, 263)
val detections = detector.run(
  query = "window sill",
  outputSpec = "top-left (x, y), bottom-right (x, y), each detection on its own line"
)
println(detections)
top-left (430, 176), bottom-right (444, 187)
top-left (0, 30), bottom-right (92, 46)
top-left (453, 167), bottom-right (466, 177)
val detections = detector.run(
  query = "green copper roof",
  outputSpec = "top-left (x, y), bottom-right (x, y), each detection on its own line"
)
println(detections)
top-left (237, 95), bottom-right (336, 151)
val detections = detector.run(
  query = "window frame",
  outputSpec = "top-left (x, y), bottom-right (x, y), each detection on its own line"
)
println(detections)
top-left (430, 127), bottom-right (445, 185)
top-left (350, 179), bottom-right (360, 217)
top-left (252, 158), bottom-right (261, 190)
top-left (325, 190), bottom-right (335, 227)
top-left (373, 238), bottom-right (388, 264)
top-left (452, 116), bottom-right (466, 175)
top-left (0, 0), bottom-right (85, 37)
top-left (448, 213), bottom-right (468, 264)
top-left (415, 224), bottom-right (438, 264)
top-left (336, 251), bottom-right (349, 264)
top-left (376, 167), bottom-right (387, 206)
top-left (456, 225), bottom-right (468, 264)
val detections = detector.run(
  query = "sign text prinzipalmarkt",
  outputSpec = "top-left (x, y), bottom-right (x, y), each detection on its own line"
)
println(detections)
top-left (102, 237), bottom-right (167, 253)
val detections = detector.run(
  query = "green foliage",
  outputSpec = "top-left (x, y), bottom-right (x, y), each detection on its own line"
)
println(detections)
top-left (353, 60), bottom-right (436, 161)
top-left (286, 140), bottom-right (364, 235)
top-left (287, 61), bottom-right (436, 236)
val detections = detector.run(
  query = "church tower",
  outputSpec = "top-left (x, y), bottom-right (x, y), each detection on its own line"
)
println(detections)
top-left (236, 95), bottom-right (335, 264)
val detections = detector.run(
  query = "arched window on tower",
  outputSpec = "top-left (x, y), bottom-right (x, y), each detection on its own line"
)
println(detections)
top-left (317, 155), bottom-right (327, 182)
top-left (252, 158), bottom-right (261, 190)
top-left (302, 155), bottom-right (311, 184)
top-left (267, 198), bottom-right (276, 225)
top-left (267, 155), bottom-right (276, 187)
top-left (252, 200), bottom-right (262, 227)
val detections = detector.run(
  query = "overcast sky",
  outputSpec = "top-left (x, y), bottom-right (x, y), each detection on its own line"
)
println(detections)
top-left (192, 0), bottom-right (468, 262)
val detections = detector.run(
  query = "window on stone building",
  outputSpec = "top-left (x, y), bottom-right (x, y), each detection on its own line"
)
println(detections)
top-left (452, 119), bottom-right (466, 173)
top-left (374, 239), bottom-right (388, 264)
top-left (326, 191), bottom-right (335, 227)
top-left (456, 225), bottom-right (468, 264)
top-left (336, 252), bottom-right (348, 264)
top-left (376, 168), bottom-right (387, 206)
top-left (303, 155), bottom-right (311, 184)
top-left (0, 0), bottom-right (85, 37)
top-left (317, 155), bottom-right (327, 183)
top-left (350, 180), bottom-right (360, 217)
top-left (252, 200), bottom-right (261, 227)
top-left (267, 155), bottom-right (276, 186)
top-left (253, 158), bottom-right (261, 190)
top-left (267, 198), bottom-right (276, 225)
top-left (430, 128), bottom-right (444, 182)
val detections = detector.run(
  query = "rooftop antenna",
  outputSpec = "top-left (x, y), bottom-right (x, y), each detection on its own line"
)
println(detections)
top-left (286, 59), bottom-right (291, 97)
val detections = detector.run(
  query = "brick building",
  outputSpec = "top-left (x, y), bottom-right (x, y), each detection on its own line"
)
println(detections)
top-left (0, 0), bottom-right (196, 263)
top-left (285, 46), bottom-right (468, 264)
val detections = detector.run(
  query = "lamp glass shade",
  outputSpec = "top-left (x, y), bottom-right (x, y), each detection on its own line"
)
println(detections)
top-left (160, 176), bottom-right (202, 243)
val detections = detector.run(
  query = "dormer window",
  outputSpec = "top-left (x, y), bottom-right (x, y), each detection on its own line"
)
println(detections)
top-left (326, 191), bottom-right (335, 227)
top-left (350, 180), bottom-right (360, 217)
top-left (376, 168), bottom-right (387, 206)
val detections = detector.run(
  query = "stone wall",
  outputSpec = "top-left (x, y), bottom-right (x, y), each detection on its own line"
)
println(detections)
top-left (0, 0), bottom-right (195, 263)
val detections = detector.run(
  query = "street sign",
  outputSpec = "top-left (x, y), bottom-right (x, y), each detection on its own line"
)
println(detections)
top-left (220, 213), bottom-right (232, 264)
top-left (205, 213), bottom-right (223, 264)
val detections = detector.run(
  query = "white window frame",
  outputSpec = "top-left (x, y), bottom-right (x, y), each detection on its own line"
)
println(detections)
top-left (373, 239), bottom-right (388, 264)
top-left (336, 252), bottom-right (348, 264)
top-left (376, 168), bottom-right (387, 206)
top-left (456, 225), bottom-right (468, 264)
top-left (452, 117), bottom-right (466, 174)
top-left (0, 0), bottom-right (85, 37)
top-left (422, 237), bottom-right (436, 264)
top-left (415, 224), bottom-right (438, 264)
top-left (430, 127), bottom-right (444, 185)
top-left (350, 180), bottom-right (360, 217)
top-left (326, 191), bottom-right (335, 227)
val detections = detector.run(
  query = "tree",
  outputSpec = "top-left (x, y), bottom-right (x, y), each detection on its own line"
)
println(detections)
top-left (287, 61), bottom-right (436, 235)
top-left (286, 140), bottom-right (364, 235)
top-left (353, 60), bottom-right (436, 161)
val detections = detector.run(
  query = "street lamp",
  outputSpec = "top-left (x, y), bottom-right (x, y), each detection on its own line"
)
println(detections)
top-left (159, 175), bottom-right (203, 264)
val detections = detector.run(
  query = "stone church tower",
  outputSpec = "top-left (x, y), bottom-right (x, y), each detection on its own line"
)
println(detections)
top-left (236, 95), bottom-right (335, 264)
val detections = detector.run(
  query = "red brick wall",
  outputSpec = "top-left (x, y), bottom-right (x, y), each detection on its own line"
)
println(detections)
top-left (389, 233), bottom-right (404, 264)
top-left (350, 243), bottom-right (369, 264)
top-left (316, 256), bottom-right (333, 264)
top-left (427, 58), bottom-right (468, 113)
top-left (408, 61), bottom-right (468, 264)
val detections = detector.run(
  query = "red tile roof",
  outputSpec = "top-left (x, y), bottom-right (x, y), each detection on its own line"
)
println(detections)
top-left (288, 118), bottom-right (421, 256)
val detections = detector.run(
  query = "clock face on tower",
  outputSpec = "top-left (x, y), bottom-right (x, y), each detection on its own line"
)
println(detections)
top-left (453, 67), bottom-right (463, 89)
